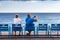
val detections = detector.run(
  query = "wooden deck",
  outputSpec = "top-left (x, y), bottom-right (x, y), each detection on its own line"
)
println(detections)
top-left (0, 37), bottom-right (60, 40)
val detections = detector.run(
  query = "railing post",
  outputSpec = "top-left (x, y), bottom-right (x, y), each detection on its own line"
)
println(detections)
top-left (47, 25), bottom-right (49, 37)
top-left (35, 26), bottom-right (38, 36)
top-left (22, 24), bottom-right (25, 36)
top-left (48, 24), bottom-right (51, 37)
top-left (8, 24), bottom-right (12, 35)
top-left (34, 23), bottom-right (38, 37)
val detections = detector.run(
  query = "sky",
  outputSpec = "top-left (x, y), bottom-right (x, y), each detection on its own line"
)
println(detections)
top-left (0, 1), bottom-right (60, 24)
top-left (0, 1), bottom-right (60, 13)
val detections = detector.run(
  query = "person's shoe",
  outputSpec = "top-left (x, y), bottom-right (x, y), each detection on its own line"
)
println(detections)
top-left (27, 33), bottom-right (30, 36)
top-left (19, 34), bottom-right (21, 36)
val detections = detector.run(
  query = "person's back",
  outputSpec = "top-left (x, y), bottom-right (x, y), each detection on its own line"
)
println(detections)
top-left (14, 18), bottom-right (22, 24)
top-left (13, 14), bottom-right (22, 35)
top-left (14, 14), bottom-right (22, 24)
top-left (26, 17), bottom-right (36, 24)
top-left (25, 13), bottom-right (38, 36)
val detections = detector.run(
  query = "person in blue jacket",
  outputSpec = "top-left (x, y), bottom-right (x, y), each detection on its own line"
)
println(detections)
top-left (25, 13), bottom-right (38, 36)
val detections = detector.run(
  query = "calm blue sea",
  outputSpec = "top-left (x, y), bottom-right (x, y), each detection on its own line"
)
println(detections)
top-left (0, 13), bottom-right (60, 24)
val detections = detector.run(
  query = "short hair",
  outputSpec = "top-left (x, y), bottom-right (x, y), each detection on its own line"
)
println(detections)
top-left (16, 14), bottom-right (19, 18)
top-left (27, 13), bottom-right (31, 17)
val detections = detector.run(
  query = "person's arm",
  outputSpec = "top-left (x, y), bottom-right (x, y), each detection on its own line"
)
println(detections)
top-left (35, 16), bottom-right (38, 22)
top-left (21, 19), bottom-right (24, 24)
top-left (19, 18), bottom-right (23, 24)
